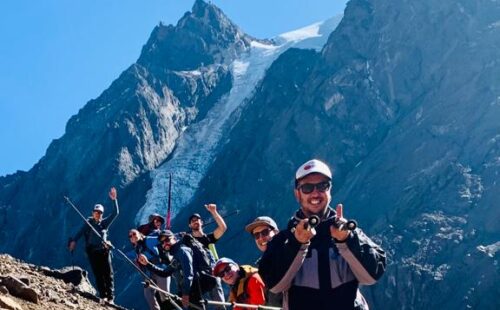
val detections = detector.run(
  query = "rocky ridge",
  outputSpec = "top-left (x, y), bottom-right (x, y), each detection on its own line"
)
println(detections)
top-left (0, 254), bottom-right (127, 310)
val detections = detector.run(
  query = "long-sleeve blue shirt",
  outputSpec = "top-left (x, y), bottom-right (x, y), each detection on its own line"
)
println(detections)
top-left (147, 242), bottom-right (194, 295)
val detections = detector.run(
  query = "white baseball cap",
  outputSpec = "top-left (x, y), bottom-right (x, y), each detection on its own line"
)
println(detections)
top-left (295, 159), bottom-right (332, 180)
top-left (93, 204), bottom-right (104, 213)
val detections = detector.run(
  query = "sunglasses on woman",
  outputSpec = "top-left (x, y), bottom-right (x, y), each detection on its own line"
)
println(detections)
top-left (216, 265), bottom-right (232, 278)
top-left (297, 181), bottom-right (331, 194)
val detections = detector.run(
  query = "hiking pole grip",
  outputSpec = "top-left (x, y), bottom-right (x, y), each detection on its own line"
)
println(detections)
top-left (304, 215), bottom-right (320, 229)
top-left (337, 218), bottom-right (357, 231)
top-left (344, 220), bottom-right (357, 231)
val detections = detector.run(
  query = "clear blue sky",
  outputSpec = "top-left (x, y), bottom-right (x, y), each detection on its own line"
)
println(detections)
top-left (0, 0), bottom-right (347, 176)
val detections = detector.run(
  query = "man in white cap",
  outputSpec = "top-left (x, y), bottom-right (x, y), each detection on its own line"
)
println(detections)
top-left (259, 159), bottom-right (386, 310)
top-left (68, 187), bottom-right (119, 303)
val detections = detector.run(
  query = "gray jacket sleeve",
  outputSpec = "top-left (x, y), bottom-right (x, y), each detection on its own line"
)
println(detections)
top-left (258, 230), bottom-right (309, 294)
top-left (335, 228), bottom-right (386, 285)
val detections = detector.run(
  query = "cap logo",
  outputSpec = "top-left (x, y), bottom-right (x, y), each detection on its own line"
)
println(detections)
top-left (304, 164), bottom-right (314, 170)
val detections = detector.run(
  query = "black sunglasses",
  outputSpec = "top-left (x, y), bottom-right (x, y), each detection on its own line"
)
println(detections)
top-left (298, 181), bottom-right (331, 194)
top-left (216, 265), bottom-right (232, 278)
top-left (253, 228), bottom-right (271, 240)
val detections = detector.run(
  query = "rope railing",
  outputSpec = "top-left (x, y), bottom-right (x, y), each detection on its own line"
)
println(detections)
top-left (146, 284), bottom-right (283, 310)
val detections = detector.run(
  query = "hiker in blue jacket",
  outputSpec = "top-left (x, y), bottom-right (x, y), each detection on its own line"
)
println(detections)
top-left (138, 230), bottom-right (216, 310)
top-left (259, 159), bottom-right (386, 310)
top-left (127, 229), bottom-right (170, 310)
top-left (68, 187), bottom-right (119, 302)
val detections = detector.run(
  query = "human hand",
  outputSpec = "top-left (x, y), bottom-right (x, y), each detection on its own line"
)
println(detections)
top-left (181, 295), bottom-right (190, 308)
top-left (109, 187), bottom-right (117, 201)
top-left (103, 241), bottom-right (113, 250)
top-left (205, 203), bottom-right (217, 214)
top-left (137, 254), bottom-right (149, 266)
top-left (330, 204), bottom-right (350, 242)
top-left (68, 240), bottom-right (76, 252)
top-left (294, 218), bottom-right (316, 244)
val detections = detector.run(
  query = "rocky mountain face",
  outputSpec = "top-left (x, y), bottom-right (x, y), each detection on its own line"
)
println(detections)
top-left (179, 0), bottom-right (500, 309)
top-left (0, 1), bottom-right (247, 307)
top-left (1, 0), bottom-right (499, 309)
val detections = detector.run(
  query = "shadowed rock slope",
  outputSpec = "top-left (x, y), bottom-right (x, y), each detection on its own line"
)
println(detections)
top-left (180, 0), bottom-right (500, 309)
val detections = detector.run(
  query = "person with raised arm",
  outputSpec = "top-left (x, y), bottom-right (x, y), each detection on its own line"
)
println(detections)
top-left (68, 187), bottom-right (119, 303)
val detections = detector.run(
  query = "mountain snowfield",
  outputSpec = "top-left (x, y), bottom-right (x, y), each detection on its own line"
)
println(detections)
top-left (136, 17), bottom-right (341, 224)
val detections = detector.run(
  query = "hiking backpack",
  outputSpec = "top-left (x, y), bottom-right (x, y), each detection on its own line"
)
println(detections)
top-left (179, 233), bottom-right (213, 272)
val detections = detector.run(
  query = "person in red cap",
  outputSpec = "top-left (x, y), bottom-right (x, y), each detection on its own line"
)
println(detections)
top-left (259, 159), bottom-right (386, 310)
top-left (213, 258), bottom-right (265, 310)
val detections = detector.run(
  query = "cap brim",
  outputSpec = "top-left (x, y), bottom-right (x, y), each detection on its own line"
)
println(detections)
top-left (245, 220), bottom-right (274, 233)
top-left (153, 216), bottom-right (165, 224)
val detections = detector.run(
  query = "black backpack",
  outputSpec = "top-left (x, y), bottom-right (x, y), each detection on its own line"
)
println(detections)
top-left (179, 233), bottom-right (212, 272)
top-left (178, 233), bottom-right (217, 293)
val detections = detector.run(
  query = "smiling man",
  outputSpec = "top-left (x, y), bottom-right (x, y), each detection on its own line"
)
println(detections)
top-left (245, 216), bottom-right (279, 253)
top-left (188, 203), bottom-right (227, 309)
top-left (259, 159), bottom-right (387, 310)
top-left (245, 216), bottom-right (282, 307)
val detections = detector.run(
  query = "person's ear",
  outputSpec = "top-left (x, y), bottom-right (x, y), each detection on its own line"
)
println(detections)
top-left (294, 188), bottom-right (301, 202)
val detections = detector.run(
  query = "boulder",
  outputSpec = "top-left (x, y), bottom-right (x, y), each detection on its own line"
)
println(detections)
top-left (0, 295), bottom-right (23, 310)
top-left (0, 276), bottom-right (39, 304)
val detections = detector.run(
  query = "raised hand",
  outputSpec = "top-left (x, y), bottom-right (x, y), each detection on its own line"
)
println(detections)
top-left (109, 187), bottom-right (117, 201)
top-left (205, 203), bottom-right (217, 213)
top-left (330, 204), bottom-right (350, 242)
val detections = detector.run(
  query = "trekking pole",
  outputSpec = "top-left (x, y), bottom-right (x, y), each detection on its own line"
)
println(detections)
top-left (64, 196), bottom-right (109, 245)
top-left (203, 209), bottom-right (240, 227)
top-left (144, 283), bottom-right (204, 310)
top-left (111, 247), bottom-right (205, 310)
top-left (203, 300), bottom-right (282, 310)
top-left (64, 196), bottom-right (199, 309)
top-left (166, 172), bottom-right (173, 230)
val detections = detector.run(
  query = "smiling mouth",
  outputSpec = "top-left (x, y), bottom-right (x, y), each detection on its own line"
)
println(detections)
top-left (310, 199), bottom-right (322, 205)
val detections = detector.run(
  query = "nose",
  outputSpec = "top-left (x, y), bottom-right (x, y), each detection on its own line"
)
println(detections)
top-left (309, 188), bottom-right (323, 195)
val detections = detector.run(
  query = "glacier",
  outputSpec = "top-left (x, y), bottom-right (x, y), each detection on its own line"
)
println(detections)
top-left (136, 17), bottom-right (342, 224)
